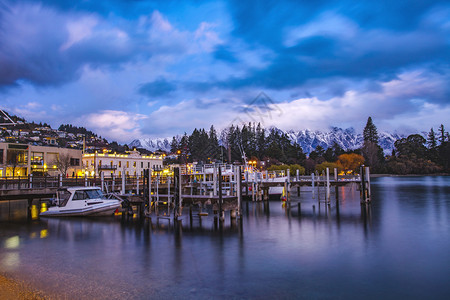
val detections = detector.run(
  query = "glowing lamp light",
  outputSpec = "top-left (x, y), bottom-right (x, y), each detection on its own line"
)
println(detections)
top-left (5, 236), bottom-right (20, 249)
top-left (40, 229), bottom-right (48, 239)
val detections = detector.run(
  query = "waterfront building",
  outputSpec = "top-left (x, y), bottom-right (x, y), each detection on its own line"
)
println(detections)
top-left (82, 149), bottom-right (164, 177)
top-left (0, 142), bottom-right (83, 177)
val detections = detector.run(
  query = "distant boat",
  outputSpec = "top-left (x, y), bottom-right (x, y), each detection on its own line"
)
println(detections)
top-left (40, 187), bottom-right (121, 217)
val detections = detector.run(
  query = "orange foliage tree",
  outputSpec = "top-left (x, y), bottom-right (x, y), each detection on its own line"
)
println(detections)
top-left (337, 153), bottom-right (365, 174)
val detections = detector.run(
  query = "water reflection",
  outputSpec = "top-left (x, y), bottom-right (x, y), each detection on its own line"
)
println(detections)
top-left (0, 177), bottom-right (448, 299)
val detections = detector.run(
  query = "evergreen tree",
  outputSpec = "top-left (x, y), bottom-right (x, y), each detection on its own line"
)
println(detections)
top-left (256, 123), bottom-right (266, 159)
top-left (362, 117), bottom-right (384, 172)
top-left (208, 125), bottom-right (219, 160)
top-left (427, 128), bottom-right (437, 149)
top-left (427, 128), bottom-right (439, 162)
top-left (438, 124), bottom-right (446, 144)
top-left (363, 117), bottom-right (379, 144)
top-left (324, 142), bottom-right (344, 162)
top-left (170, 136), bottom-right (179, 153)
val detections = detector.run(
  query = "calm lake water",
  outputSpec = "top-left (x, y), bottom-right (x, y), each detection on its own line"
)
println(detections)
top-left (1, 176), bottom-right (449, 299)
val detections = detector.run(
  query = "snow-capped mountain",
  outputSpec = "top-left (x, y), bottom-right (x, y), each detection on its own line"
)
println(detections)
top-left (290, 127), bottom-right (404, 155)
top-left (129, 138), bottom-right (172, 152)
top-left (129, 127), bottom-right (405, 155)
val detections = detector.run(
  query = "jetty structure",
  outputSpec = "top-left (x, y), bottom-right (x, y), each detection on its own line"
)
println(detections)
top-left (0, 159), bottom-right (371, 221)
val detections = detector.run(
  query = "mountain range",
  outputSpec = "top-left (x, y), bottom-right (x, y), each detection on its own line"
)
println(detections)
top-left (129, 127), bottom-right (405, 155)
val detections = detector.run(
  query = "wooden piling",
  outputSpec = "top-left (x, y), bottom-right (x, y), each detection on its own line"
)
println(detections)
top-left (156, 174), bottom-right (160, 213)
top-left (287, 169), bottom-right (291, 202)
top-left (148, 170), bottom-right (152, 215)
top-left (326, 168), bottom-right (330, 203)
top-left (218, 166), bottom-right (223, 221)
top-left (136, 174), bottom-right (139, 195)
top-left (237, 166), bottom-right (242, 216)
top-left (213, 165), bottom-right (217, 196)
top-left (167, 175), bottom-right (171, 212)
top-left (178, 167), bottom-right (182, 216)
top-left (121, 172), bottom-right (125, 195)
top-left (360, 166), bottom-right (366, 203)
top-left (365, 166), bottom-right (371, 201)
top-left (112, 174), bottom-right (115, 193)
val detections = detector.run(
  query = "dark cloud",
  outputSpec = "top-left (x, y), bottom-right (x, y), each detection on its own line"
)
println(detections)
top-left (227, 0), bottom-right (328, 48)
top-left (138, 78), bottom-right (177, 98)
top-left (213, 45), bottom-right (239, 63)
top-left (0, 1), bottom-right (192, 89)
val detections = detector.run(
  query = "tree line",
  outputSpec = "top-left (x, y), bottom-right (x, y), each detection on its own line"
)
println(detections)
top-left (167, 119), bottom-right (450, 175)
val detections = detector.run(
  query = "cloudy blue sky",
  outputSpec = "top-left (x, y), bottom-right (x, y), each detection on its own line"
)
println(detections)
top-left (1, 0), bottom-right (449, 143)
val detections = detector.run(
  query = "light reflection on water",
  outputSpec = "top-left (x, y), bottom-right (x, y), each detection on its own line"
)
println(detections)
top-left (0, 176), bottom-right (449, 299)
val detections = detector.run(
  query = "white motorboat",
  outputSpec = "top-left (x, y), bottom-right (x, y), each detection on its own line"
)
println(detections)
top-left (40, 187), bottom-right (121, 217)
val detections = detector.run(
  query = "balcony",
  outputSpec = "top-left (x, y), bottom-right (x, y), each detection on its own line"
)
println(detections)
top-left (98, 165), bottom-right (117, 170)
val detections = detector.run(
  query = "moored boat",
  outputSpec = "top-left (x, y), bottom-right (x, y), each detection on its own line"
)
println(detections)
top-left (40, 187), bottom-right (121, 217)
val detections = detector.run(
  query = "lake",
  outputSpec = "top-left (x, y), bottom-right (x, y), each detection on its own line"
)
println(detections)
top-left (1, 176), bottom-right (449, 299)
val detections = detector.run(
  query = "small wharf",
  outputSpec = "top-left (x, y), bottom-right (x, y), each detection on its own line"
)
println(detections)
top-left (0, 164), bottom-right (371, 221)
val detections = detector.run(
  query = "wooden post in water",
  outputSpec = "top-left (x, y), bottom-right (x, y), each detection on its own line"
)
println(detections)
top-left (121, 172), bottom-right (126, 195)
top-left (316, 173), bottom-right (320, 202)
top-left (284, 179), bottom-right (288, 202)
top-left (287, 169), bottom-right (291, 202)
top-left (136, 174), bottom-right (140, 195)
top-left (334, 168), bottom-right (339, 201)
top-left (326, 168), bottom-right (330, 203)
top-left (178, 167), bottom-right (183, 216)
top-left (202, 172), bottom-right (206, 195)
top-left (311, 173), bottom-right (315, 199)
top-left (111, 174), bottom-right (115, 193)
top-left (365, 167), bottom-right (371, 201)
top-left (167, 175), bottom-right (171, 212)
top-left (218, 166), bottom-right (223, 221)
top-left (156, 174), bottom-right (160, 213)
top-left (237, 166), bottom-right (242, 216)
top-left (251, 180), bottom-right (255, 201)
top-left (360, 166), bottom-right (366, 203)
top-left (245, 171), bottom-right (248, 197)
top-left (213, 165), bottom-right (217, 196)
top-left (148, 169), bottom-right (152, 214)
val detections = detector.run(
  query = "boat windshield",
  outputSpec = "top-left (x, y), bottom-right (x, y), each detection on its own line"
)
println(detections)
top-left (57, 190), bottom-right (71, 207)
top-left (85, 189), bottom-right (106, 199)
top-left (72, 189), bottom-right (106, 201)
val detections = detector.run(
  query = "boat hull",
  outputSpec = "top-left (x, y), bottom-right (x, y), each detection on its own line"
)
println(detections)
top-left (40, 202), bottom-right (121, 217)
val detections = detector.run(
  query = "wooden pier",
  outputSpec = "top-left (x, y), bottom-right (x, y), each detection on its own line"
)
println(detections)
top-left (0, 164), bottom-right (371, 221)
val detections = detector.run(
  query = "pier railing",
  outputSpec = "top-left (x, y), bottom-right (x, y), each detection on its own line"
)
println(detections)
top-left (0, 175), bottom-right (144, 192)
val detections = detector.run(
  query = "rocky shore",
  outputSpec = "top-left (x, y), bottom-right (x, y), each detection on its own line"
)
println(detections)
top-left (0, 274), bottom-right (47, 300)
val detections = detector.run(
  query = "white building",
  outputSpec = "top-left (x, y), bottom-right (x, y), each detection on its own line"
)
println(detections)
top-left (0, 143), bottom-right (83, 177)
top-left (82, 149), bottom-right (164, 177)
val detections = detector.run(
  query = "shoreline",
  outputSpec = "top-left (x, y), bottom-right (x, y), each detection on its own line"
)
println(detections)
top-left (370, 173), bottom-right (449, 178)
top-left (0, 274), bottom-right (47, 300)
